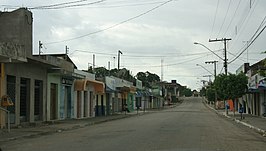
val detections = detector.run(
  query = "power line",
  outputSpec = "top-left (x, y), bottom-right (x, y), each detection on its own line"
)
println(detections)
top-left (125, 55), bottom-right (205, 68)
top-left (29, 0), bottom-right (105, 9)
top-left (222, 0), bottom-right (242, 37)
top-left (210, 0), bottom-right (220, 38)
top-left (217, 0), bottom-right (232, 37)
top-left (228, 0), bottom-right (258, 51)
top-left (44, 0), bottom-right (175, 45)
top-left (69, 49), bottom-right (223, 58)
top-left (229, 15), bottom-right (266, 64)
top-left (54, 1), bottom-right (169, 9)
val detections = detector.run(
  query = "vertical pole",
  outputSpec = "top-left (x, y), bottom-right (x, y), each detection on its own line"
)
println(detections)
top-left (118, 51), bottom-right (120, 70)
top-left (65, 46), bottom-right (69, 60)
top-left (224, 39), bottom-right (228, 75)
top-left (113, 57), bottom-right (116, 69)
top-left (8, 111), bottom-right (10, 132)
top-left (118, 50), bottom-right (122, 70)
top-left (93, 54), bottom-right (95, 70)
top-left (38, 41), bottom-right (42, 56)
top-left (108, 61), bottom-right (110, 70)
top-left (214, 61), bottom-right (217, 78)
top-left (214, 61), bottom-right (217, 109)
top-left (161, 59), bottom-right (163, 82)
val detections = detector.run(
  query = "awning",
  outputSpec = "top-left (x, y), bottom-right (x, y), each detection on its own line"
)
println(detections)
top-left (117, 86), bottom-right (136, 93)
top-left (247, 88), bottom-right (259, 93)
top-left (74, 79), bottom-right (105, 93)
top-left (136, 91), bottom-right (142, 97)
top-left (258, 78), bottom-right (266, 90)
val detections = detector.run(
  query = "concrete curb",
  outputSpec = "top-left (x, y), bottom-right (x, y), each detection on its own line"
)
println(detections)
top-left (203, 101), bottom-right (266, 137)
top-left (233, 118), bottom-right (266, 137)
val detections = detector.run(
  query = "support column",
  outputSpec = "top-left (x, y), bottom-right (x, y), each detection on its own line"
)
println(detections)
top-left (0, 63), bottom-right (5, 128)
top-left (15, 77), bottom-right (20, 126)
top-left (29, 78), bottom-right (34, 123)
top-left (80, 91), bottom-right (84, 118)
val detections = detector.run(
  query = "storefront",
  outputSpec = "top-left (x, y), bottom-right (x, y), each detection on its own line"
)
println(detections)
top-left (74, 79), bottom-right (105, 118)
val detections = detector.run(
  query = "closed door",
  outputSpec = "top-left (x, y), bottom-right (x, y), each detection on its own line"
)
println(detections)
top-left (20, 78), bottom-right (30, 122)
top-left (34, 80), bottom-right (42, 121)
top-left (7, 75), bottom-right (16, 124)
top-left (50, 83), bottom-right (57, 120)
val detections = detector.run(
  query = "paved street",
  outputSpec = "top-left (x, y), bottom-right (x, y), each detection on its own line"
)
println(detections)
top-left (1, 97), bottom-right (266, 151)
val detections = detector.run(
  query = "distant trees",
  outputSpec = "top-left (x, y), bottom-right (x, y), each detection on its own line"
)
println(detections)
top-left (136, 71), bottom-right (160, 88)
top-left (206, 85), bottom-right (215, 102)
top-left (87, 67), bottom-right (160, 85)
top-left (200, 87), bottom-right (206, 97)
top-left (179, 86), bottom-right (193, 97)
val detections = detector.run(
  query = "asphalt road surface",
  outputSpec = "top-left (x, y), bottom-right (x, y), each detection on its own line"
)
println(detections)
top-left (1, 97), bottom-right (266, 151)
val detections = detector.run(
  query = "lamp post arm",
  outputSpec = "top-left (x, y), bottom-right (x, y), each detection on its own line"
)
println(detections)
top-left (194, 42), bottom-right (224, 60)
top-left (196, 64), bottom-right (214, 76)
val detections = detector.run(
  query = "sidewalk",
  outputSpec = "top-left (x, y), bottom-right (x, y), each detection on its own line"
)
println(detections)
top-left (0, 104), bottom-right (179, 143)
top-left (205, 102), bottom-right (266, 137)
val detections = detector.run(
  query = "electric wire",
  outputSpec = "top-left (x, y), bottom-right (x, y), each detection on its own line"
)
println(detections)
top-left (229, 14), bottom-right (266, 62)
top-left (125, 55), bottom-right (206, 68)
top-left (222, 0), bottom-right (241, 37)
top-left (210, 0), bottom-right (220, 38)
top-left (44, 0), bottom-right (174, 45)
top-left (228, 0), bottom-right (258, 52)
top-left (217, 0), bottom-right (232, 37)
top-left (29, 0), bottom-right (105, 9)
top-left (229, 16), bottom-right (266, 64)
top-left (69, 49), bottom-right (223, 59)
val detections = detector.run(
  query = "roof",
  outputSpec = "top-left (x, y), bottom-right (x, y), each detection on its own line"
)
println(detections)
top-left (33, 54), bottom-right (77, 69)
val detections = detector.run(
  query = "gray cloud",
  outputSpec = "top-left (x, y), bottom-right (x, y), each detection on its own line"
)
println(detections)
top-left (1, 0), bottom-right (266, 90)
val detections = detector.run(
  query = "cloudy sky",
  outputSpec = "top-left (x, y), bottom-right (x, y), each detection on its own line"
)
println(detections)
top-left (1, 0), bottom-right (266, 90)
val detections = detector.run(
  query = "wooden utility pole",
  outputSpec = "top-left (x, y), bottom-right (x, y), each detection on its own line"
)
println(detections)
top-left (118, 50), bottom-right (122, 70)
top-left (65, 46), bottom-right (69, 60)
top-left (205, 61), bottom-right (218, 78)
top-left (38, 41), bottom-right (43, 56)
top-left (209, 38), bottom-right (231, 75)
top-left (205, 60), bottom-right (218, 109)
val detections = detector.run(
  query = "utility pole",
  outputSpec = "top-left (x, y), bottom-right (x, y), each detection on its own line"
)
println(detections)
top-left (161, 59), bottom-right (164, 82)
top-left (93, 54), bottom-right (95, 71)
top-left (113, 57), bottom-right (116, 69)
top-left (118, 50), bottom-right (122, 70)
top-left (205, 60), bottom-right (218, 109)
top-left (38, 41), bottom-right (43, 56)
top-left (205, 61), bottom-right (218, 78)
top-left (209, 38), bottom-right (231, 75)
top-left (65, 45), bottom-right (69, 60)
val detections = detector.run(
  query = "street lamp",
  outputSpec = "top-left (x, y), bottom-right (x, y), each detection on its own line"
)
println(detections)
top-left (194, 42), bottom-right (224, 60)
top-left (196, 64), bottom-right (213, 76)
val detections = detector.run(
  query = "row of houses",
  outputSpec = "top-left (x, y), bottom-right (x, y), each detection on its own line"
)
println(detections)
top-left (233, 59), bottom-right (266, 117)
top-left (0, 8), bottom-right (180, 128)
top-left (214, 58), bottom-right (266, 117)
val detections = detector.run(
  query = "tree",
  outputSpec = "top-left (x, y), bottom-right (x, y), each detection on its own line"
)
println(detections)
top-left (179, 86), bottom-right (192, 97)
top-left (214, 73), bottom-right (248, 115)
top-left (200, 87), bottom-right (206, 97)
top-left (206, 86), bottom-right (215, 102)
top-left (96, 67), bottom-right (110, 78)
top-left (136, 71), bottom-right (160, 88)
top-left (258, 59), bottom-right (266, 77)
